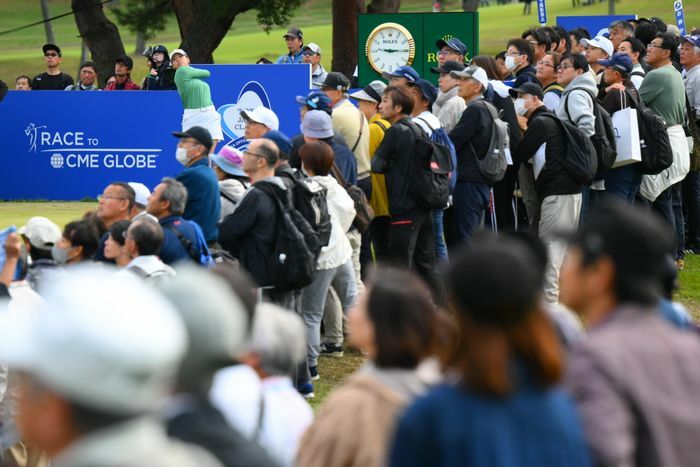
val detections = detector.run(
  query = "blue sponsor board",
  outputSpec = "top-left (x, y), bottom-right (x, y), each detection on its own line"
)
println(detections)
top-left (0, 64), bottom-right (311, 200)
top-left (557, 15), bottom-right (636, 38)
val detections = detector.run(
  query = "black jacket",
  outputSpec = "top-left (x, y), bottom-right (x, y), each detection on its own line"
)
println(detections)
top-left (514, 65), bottom-right (541, 88)
top-left (144, 62), bottom-right (176, 90)
top-left (449, 97), bottom-right (492, 185)
top-left (289, 133), bottom-right (348, 169)
top-left (167, 397), bottom-right (278, 467)
top-left (514, 106), bottom-right (581, 200)
top-left (372, 117), bottom-right (421, 216)
top-left (219, 178), bottom-right (287, 287)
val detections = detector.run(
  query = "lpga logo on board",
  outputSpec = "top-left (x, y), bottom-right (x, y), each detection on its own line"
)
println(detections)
top-left (24, 123), bottom-right (162, 170)
top-left (217, 81), bottom-right (273, 152)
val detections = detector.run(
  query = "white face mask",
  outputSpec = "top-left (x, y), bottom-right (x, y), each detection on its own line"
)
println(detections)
top-left (514, 97), bottom-right (529, 116)
top-left (505, 55), bottom-right (518, 71)
top-left (175, 147), bottom-right (189, 165)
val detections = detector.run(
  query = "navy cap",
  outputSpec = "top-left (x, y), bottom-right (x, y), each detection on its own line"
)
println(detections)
top-left (115, 55), bottom-right (134, 71)
top-left (262, 130), bottom-right (293, 155)
top-left (436, 37), bottom-right (468, 57)
top-left (431, 60), bottom-right (466, 75)
top-left (42, 43), bottom-right (62, 56)
top-left (172, 126), bottom-right (213, 151)
top-left (508, 82), bottom-right (544, 100)
top-left (682, 34), bottom-right (700, 49)
top-left (381, 65), bottom-right (420, 82)
top-left (598, 52), bottom-right (633, 75)
top-left (407, 79), bottom-right (438, 105)
top-left (295, 89), bottom-right (333, 114)
top-left (283, 27), bottom-right (303, 39)
top-left (321, 72), bottom-right (351, 91)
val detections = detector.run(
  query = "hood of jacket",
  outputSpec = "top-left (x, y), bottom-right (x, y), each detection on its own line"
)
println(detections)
top-left (434, 86), bottom-right (460, 108)
top-left (562, 72), bottom-right (597, 98)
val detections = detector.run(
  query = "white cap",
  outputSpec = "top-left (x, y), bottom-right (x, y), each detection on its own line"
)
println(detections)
top-left (240, 106), bottom-right (280, 131)
top-left (19, 217), bottom-right (61, 250)
top-left (581, 36), bottom-right (614, 58)
top-left (303, 42), bottom-right (322, 55)
top-left (128, 182), bottom-right (151, 207)
top-left (0, 266), bottom-right (187, 414)
top-left (170, 48), bottom-right (187, 58)
top-left (450, 65), bottom-right (489, 91)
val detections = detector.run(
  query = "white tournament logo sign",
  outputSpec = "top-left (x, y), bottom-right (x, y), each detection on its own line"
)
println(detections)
top-left (217, 81), bottom-right (274, 152)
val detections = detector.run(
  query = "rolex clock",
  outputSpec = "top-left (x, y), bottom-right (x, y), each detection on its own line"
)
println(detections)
top-left (365, 22), bottom-right (416, 74)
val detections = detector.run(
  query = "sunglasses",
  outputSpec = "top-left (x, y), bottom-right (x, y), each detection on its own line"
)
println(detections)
top-left (44, 52), bottom-right (59, 57)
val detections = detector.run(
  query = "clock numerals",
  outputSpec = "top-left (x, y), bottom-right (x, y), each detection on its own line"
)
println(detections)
top-left (365, 22), bottom-right (416, 75)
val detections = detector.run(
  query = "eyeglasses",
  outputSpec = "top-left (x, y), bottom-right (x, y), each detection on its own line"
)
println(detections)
top-left (44, 53), bottom-right (58, 57)
top-left (557, 64), bottom-right (573, 71)
top-left (302, 51), bottom-right (316, 56)
top-left (98, 194), bottom-right (128, 201)
top-left (647, 43), bottom-right (664, 50)
top-left (537, 60), bottom-right (556, 68)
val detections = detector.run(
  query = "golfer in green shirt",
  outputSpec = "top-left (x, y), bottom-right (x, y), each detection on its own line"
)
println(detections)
top-left (171, 48), bottom-right (223, 153)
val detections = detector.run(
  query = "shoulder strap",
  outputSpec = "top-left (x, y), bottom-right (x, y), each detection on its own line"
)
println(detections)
top-left (415, 116), bottom-right (436, 133)
top-left (564, 89), bottom-right (593, 125)
top-left (631, 71), bottom-right (645, 78)
top-left (350, 112), bottom-right (365, 152)
top-left (165, 224), bottom-right (201, 263)
top-left (373, 120), bottom-right (388, 132)
top-left (220, 189), bottom-right (238, 205)
top-left (128, 265), bottom-right (151, 279)
top-left (330, 162), bottom-right (349, 188)
top-left (252, 393), bottom-right (266, 443)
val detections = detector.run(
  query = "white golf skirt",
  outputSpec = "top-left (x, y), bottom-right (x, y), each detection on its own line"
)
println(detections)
top-left (182, 105), bottom-right (223, 140)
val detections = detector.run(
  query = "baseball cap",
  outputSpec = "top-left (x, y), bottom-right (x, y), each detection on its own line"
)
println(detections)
top-left (322, 72), bottom-right (351, 92)
top-left (302, 43), bottom-right (322, 55)
top-left (349, 80), bottom-right (387, 104)
top-left (262, 130), bottom-right (293, 155)
top-left (156, 266), bottom-right (249, 380)
top-left (381, 65), bottom-right (420, 83)
top-left (211, 146), bottom-right (246, 177)
top-left (301, 110), bottom-right (334, 139)
top-left (42, 44), bottom-right (61, 56)
top-left (128, 182), bottom-right (151, 208)
top-left (407, 79), bottom-right (438, 105)
top-left (598, 52), bottom-right (633, 75)
top-left (436, 37), bottom-right (468, 56)
top-left (450, 65), bottom-right (489, 91)
top-left (581, 35), bottom-right (614, 57)
top-left (508, 82), bottom-right (544, 100)
top-left (240, 106), bottom-right (280, 131)
top-left (682, 34), bottom-right (700, 48)
top-left (172, 126), bottom-right (213, 151)
top-left (19, 217), bottom-right (61, 250)
top-left (283, 27), bottom-right (303, 39)
top-left (430, 60), bottom-right (466, 75)
top-left (170, 48), bottom-right (188, 59)
top-left (295, 89), bottom-right (333, 113)
top-left (152, 45), bottom-right (168, 55)
top-left (0, 266), bottom-right (187, 414)
top-left (115, 55), bottom-right (134, 70)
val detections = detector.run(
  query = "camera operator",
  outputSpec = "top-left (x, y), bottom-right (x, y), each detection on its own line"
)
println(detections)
top-left (143, 45), bottom-right (176, 91)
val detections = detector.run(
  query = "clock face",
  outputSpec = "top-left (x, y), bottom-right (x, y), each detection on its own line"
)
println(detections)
top-left (365, 22), bottom-right (416, 75)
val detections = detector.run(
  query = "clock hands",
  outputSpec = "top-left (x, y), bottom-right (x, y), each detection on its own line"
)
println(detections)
top-left (375, 48), bottom-right (411, 53)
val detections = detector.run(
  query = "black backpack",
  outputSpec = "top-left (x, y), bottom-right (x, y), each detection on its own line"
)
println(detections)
top-left (565, 88), bottom-right (616, 178)
top-left (254, 181), bottom-right (319, 292)
top-left (405, 121), bottom-right (454, 210)
top-left (624, 90), bottom-right (673, 175)
top-left (540, 113), bottom-right (598, 186)
top-left (293, 178), bottom-right (332, 250)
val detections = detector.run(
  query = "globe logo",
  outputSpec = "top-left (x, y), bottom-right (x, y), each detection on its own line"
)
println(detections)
top-left (50, 153), bottom-right (64, 169)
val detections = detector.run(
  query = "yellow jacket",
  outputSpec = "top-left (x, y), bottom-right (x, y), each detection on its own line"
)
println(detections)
top-left (368, 114), bottom-right (391, 217)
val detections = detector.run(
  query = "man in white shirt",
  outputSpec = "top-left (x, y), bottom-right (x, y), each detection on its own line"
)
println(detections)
top-left (121, 218), bottom-right (175, 279)
top-left (302, 43), bottom-right (328, 89)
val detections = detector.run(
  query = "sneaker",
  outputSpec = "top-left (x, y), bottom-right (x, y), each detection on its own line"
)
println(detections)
top-left (320, 343), bottom-right (344, 358)
top-left (297, 382), bottom-right (315, 400)
top-left (309, 365), bottom-right (320, 381)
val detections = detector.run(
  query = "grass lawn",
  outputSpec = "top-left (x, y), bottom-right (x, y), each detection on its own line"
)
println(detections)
top-left (1, 0), bottom-right (699, 84)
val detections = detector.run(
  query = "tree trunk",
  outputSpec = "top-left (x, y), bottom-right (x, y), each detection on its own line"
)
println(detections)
top-left (135, 31), bottom-right (146, 55)
top-left (462, 0), bottom-right (480, 12)
top-left (332, 0), bottom-right (365, 77)
top-left (366, 0), bottom-right (400, 13)
top-left (72, 0), bottom-right (126, 87)
top-left (608, 0), bottom-right (615, 15)
top-left (172, 0), bottom-right (253, 64)
top-left (40, 0), bottom-right (56, 45)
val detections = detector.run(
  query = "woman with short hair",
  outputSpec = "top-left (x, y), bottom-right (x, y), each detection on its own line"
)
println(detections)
top-left (103, 220), bottom-right (131, 268)
top-left (297, 267), bottom-right (442, 467)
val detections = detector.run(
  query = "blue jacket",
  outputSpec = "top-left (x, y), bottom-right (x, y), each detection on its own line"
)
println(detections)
top-left (330, 140), bottom-right (357, 187)
top-left (159, 215), bottom-right (209, 265)
top-left (176, 158), bottom-right (221, 242)
top-left (390, 381), bottom-right (591, 467)
top-left (276, 50), bottom-right (304, 64)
